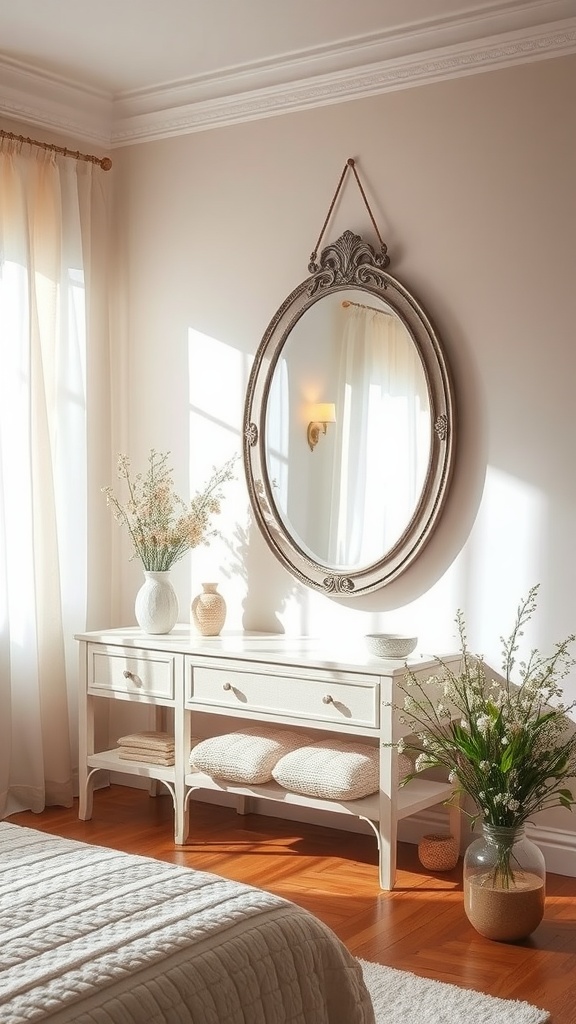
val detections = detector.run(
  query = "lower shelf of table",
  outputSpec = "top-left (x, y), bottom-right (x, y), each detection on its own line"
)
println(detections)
top-left (87, 748), bottom-right (176, 782)
top-left (185, 770), bottom-right (455, 823)
top-left (86, 749), bottom-right (455, 825)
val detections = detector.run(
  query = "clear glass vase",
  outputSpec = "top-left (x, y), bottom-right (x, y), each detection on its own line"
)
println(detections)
top-left (463, 824), bottom-right (546, 941)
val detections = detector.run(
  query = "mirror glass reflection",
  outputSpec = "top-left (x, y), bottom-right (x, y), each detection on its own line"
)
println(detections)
top-left (265, 289), bottom-right (431, 571)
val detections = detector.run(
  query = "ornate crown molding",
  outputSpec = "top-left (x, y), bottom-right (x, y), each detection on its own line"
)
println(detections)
top-left (0, 15), bottom-right (575, 148)
top-left (111, 20), bottom-right (576, 145)
top-left (0, 56), bottom-right (112, 147)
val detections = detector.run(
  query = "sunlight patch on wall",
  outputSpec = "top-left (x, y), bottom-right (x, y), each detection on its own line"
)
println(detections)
top-left (188, 327), bottom-right (247, 628)
top-left (471, 464), bottom-right (544, 666)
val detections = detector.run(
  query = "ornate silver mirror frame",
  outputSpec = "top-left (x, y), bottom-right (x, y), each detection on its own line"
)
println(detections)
top-left (243, 230), bottom-right (455, 595)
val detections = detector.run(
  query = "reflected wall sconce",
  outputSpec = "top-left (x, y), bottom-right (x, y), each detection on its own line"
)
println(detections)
top-left (307, 403), bottom-right (336, 452)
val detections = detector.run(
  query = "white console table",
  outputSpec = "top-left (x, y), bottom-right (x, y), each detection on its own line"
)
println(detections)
top-left (76, 627), bottom-right (460, 889)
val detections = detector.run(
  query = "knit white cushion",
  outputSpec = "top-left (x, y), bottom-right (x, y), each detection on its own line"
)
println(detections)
top-left (272, 739), bottom-right (379, 800)
top-left (189, 726), bottom-right (306, 784)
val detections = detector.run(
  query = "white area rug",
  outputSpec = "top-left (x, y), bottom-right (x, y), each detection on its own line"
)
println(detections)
top-left (359, 958), bottom-right (550, 1024)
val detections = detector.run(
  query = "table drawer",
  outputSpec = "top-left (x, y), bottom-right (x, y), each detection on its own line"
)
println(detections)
top-left (87, 644), bottom-right (176, 702)
top-left (187, 665), bottom-right (379, 727)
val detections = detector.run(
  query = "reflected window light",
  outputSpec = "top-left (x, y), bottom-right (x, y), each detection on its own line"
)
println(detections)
top-left (267, 357), bottom-right (290, 507)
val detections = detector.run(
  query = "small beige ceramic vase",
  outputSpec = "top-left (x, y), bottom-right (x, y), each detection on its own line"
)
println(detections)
top-left (191, 582), bottom-right (226, 636)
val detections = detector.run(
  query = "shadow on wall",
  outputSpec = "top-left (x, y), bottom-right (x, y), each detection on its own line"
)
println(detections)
top-left (219, 513), bottom-right (302, 634)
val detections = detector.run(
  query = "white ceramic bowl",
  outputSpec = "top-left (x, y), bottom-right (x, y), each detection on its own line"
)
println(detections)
top-left (365, 633), bottom-right (418, 659)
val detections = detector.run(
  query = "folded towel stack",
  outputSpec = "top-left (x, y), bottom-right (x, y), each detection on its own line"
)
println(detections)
top-left (117, 731), bottom-right (175, 766)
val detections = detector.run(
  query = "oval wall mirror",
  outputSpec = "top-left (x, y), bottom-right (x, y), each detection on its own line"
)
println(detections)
top-left (243, 230), bottom-right (455, 595)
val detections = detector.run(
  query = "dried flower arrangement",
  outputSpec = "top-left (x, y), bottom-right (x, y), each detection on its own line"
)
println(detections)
top-left (103, 449), bottom-right (236, 571)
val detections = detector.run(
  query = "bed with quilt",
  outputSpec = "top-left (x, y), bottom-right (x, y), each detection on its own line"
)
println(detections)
top-left (0, 822), bottom-right (375, 1024)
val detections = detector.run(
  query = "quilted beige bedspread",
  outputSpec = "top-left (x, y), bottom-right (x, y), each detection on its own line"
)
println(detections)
top-left (0, 822), bottom-right (375, 1024)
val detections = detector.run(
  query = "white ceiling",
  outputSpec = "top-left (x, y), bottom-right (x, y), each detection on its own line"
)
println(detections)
top-left (0, 0), bottom-right (575, 148)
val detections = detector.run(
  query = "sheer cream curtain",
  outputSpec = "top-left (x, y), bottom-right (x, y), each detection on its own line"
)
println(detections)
top-left (0, 138), bottom-right (110, 817)
top-left (328, 304), bottom-right (429, 566)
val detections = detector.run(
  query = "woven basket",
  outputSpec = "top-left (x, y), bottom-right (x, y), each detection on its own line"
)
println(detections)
top-left (418, 833), bottom-right (459, 871)
top-left (396, 753), bottom-right (414, 785)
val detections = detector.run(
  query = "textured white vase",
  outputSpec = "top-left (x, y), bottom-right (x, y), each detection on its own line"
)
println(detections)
top-left (191, 582), bottom-right (226, 636)
top-left (135, 570), bottom-right (179, 634)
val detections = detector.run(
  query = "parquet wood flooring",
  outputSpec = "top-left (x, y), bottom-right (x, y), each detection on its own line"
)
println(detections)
top-left (7, 785), bottom-right (576, 1023)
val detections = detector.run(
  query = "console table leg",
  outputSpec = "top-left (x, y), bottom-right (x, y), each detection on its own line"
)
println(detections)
top-left (78, 768), bottom-right (94, 820)
top-left (378, 828), bottom-right (396, 890)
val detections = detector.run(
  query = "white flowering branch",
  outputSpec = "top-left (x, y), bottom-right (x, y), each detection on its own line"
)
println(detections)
top-left (394, 585), bottom-right (576, 834)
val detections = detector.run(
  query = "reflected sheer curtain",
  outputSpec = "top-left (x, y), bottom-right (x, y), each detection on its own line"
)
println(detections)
top-left (328, 304), bottom-right (429, 566)
top-left (0, 138), bottom-right (109, 817)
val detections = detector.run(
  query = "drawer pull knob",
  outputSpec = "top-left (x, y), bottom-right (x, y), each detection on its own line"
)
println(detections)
top-left (222, 682), bottom-right (232, 691)
top-left (322, 694), bottom-right (334, 705)
top-left (123, 670), bottom-right (142, 686)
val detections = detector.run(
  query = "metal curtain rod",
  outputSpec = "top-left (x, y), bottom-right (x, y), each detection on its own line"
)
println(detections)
top-left (341, 299), bottom-right (392, 316)
top-left (0, 129), bottom-right (112, 170)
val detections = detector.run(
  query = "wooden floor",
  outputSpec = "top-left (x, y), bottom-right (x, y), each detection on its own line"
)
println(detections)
top-left (8, 785), bottom-right (576, 1023)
